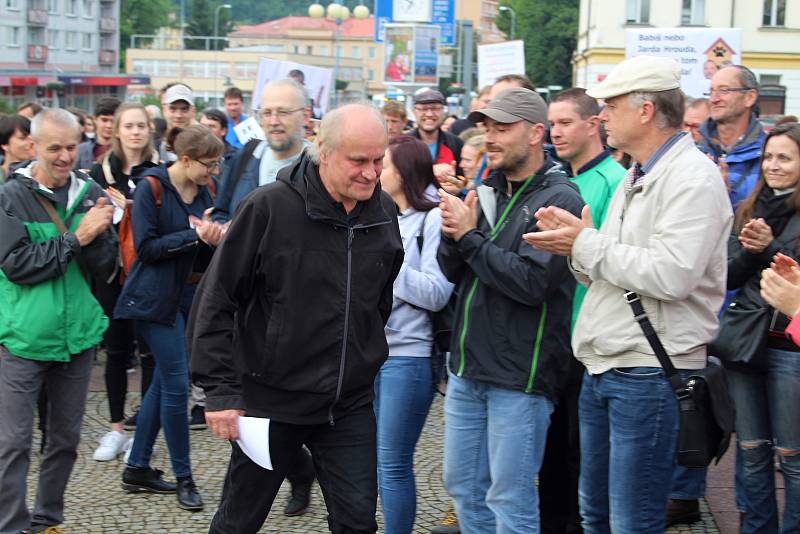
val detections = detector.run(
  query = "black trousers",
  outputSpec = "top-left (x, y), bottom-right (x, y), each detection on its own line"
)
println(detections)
top-left (209, 403), bottom-right (378, 534)
top-left (539, 357), bottom-right (584, 534)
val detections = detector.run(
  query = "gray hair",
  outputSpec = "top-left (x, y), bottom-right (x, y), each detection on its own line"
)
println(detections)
top-left (261, 78), bottom-right (311, 110)
top-left (307, 103), bottom-right (386, 164)
top-left (723, 65), bottom-right (758, 91)
top-left (628, 88), bottom-right (685, 130)
top-left (30, 108), bottom-right (81, 141)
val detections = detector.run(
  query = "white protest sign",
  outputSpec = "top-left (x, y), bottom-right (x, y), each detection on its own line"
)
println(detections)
top-left (478, 40), bottom-right (525, 90)
top-left (625, 28), bottom-right (742, 98)
top-left (253, 58), bottom-right (333, 118)
top-left (233, 116), bottom-right (265, 144)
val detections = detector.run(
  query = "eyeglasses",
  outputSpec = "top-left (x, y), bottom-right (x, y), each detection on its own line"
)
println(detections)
top-left (256, 107), bottom-right (305, 120)
top-left (703, 87), bottom-right (754, 97)
top-left (414, 105), bottom-right (444, 114)
top-left (194, 159), bottom-right (222, 172)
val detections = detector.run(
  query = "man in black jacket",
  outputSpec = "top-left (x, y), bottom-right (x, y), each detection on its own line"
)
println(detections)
top-left (188, 103), bottom-right (404, 534)
top-left (436, 88), bottom-right (583, 533)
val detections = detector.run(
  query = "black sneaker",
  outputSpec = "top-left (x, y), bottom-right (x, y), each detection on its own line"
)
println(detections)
top-left (189, 405), bottom-right (206, 430)
top-left (283, 481), bottom-right (312, 516)
top-left (121, 467), bottom-right (177, 494)
top-left (176, 476), bottom-right (204, 511)
top-left (123, 409), bottom-right (138, 431)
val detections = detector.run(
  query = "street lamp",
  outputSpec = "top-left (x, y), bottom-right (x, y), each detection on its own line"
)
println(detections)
top-left (214, 3), bottom-right (232, 106)
top-left (498, 5), bottom-right (516, 41)
top-left (309, 3), bottom-right (370, 108)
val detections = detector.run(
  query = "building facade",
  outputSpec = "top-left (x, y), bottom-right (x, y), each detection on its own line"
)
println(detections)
top-left (574, 0), bottom-right (800, 115)
top-left (0, 0), bottom-right (144, 111)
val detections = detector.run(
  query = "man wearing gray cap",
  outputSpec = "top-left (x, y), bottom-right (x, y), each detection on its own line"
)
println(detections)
top-left (524, 55), bottom-right (732, 533)
top-left (410, 89), bottom-right (463, 184)
top-left (436, 87), bottom-right (583, 533)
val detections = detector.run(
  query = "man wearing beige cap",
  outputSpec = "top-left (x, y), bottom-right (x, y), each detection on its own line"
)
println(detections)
top-left (524, 55), bottom-right (732, 533)
top-left (437, 87), bottom-right (583, 533)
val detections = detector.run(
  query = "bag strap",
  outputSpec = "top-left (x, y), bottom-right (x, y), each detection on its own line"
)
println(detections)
top-left (229, 138), bottom-right (260, 197)
top-left (33, 192), bottom-right (89, 283)
top-left (416, 209), bottom-right (430, 253)
top-left (144, 175), bottom-right (162, 208)
top-left (624, 290), bottom-right (686, 396)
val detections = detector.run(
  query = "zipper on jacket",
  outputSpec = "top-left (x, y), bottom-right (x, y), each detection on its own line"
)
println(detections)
top-left (328, 226), bottom-right (355, 426)
top-left (455, 173), bottom-right (537, 377)
top-left (525, 302), bottom-right (548, 393)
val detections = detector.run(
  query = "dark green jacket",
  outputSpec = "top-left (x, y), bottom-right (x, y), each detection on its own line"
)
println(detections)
top-left (0, 165), bottom-right (118, 361)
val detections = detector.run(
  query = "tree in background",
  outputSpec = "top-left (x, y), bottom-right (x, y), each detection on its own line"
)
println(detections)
top-left (227, 0), bottom-right (367, 25)
top-left (496, 0), bottom-right (578, 90)
top-left (186, 0), bottom-right (233, 50)
top-left (120, 0), bottom-right (173, 64)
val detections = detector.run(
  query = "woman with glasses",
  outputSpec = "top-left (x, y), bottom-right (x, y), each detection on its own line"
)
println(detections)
top-left (375, 135), bottom-right (454, 534)
top-left (115, 125), bottom-right (226, 512)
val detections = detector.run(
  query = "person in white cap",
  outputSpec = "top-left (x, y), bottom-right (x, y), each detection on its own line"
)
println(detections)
top-left (160, 83), bottom-right (198, 162)
top-left (523, 55), bottom-right (732, 533)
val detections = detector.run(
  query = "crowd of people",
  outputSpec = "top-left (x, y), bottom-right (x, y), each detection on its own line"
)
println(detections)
top-left (0, 54), bottom-right (798, 534)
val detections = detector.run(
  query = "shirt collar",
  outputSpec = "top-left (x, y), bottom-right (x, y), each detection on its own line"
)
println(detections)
top-left (641, 130), bottom-right (687, 174)
top-left (572, 149), bottom-right (611, 177)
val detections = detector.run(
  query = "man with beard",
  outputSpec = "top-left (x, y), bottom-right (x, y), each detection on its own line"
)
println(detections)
top-left (410, 89), bottom-right (463, 186)
top-left (436, 88), bottom-right (583, 533)
top-left (214, 79), bottom-right (310, 224)
top-left (211, 78), bottom-right (318, 517)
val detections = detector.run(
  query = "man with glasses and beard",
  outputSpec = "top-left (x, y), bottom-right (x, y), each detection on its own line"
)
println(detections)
top-left (410, 89), bottom-right (463, 187)
top-left (211, 78), bottom-right (318, 517)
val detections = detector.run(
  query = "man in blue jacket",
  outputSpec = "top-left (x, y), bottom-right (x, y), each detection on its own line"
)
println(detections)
top-left (697, 65), bottom-right (765, 210)
top-left (213, 79), bottom-right (311, 223)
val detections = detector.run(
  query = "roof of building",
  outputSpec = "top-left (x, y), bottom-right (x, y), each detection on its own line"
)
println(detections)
top-left (232, 15), bottom-right (375, 39)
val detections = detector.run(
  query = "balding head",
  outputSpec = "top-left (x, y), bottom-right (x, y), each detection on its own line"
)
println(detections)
top-left (309, 103), bottom-right (386, 163)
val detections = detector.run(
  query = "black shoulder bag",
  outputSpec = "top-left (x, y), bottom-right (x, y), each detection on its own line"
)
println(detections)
top-left (625, 291), bottom-right (735, 468)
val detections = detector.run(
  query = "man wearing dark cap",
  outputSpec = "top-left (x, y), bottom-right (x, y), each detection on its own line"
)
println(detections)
top-left (410, 89), bottom-right (463, 185)
top-left (436, 87), bottom-right (584, 533)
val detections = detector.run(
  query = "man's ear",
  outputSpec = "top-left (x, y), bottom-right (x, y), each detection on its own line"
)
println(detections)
top-left (640, 100), bottom-right (656, 125)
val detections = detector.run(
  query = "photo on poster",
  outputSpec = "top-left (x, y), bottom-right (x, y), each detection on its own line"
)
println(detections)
top-left (414, 25), bottom-right (440, 86)
top-left (384, 25), bottom-right (415, 84)
top-left (253, 58), bottom-right (333, 118)
top-left (625, 28), bottom-right (742, 98)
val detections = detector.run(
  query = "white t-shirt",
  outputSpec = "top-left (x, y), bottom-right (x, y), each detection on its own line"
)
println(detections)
top-left (258, 144), bottom-right (306, 186)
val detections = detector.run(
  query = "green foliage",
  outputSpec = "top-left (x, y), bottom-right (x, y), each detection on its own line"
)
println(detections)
top-left (0, 98), bottom-right (14, 114)
top-left (225, 0), bottom-right (368, 25)
top-left (121, 0), bottom-right (172, 51)
top-left (496, 0), bottom-right (578, 89)
top-left (186, 0), bottom-right (233, 49)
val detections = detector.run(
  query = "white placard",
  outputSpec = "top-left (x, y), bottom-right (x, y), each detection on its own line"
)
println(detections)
top-left (253, 58), bottom-right (333, 118)
top-left (478, 40), bottom-right (526, 90)
top-left (625, 28), bottom-right (743, 98)
top-left (236, 416), bottom-right (272, 470)
top-left (233, 116), bottom-right (265, 144)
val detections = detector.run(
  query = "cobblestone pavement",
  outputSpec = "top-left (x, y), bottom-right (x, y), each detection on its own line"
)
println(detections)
top-left (26, 363), bottom-right (720, 533)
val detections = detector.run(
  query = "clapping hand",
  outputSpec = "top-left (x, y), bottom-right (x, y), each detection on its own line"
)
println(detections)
top-left (523, 205), bottom-right (593, 257)
top-left (739, 218), bottom-right (773, 253)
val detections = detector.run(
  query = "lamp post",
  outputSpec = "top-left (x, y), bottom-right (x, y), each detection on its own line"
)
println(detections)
top-left (214, 3), bottom-right (232, 106)
top-left (309, 3), bottom-right (370, 108)
top-left (499, 5), bottom-right (516, 41)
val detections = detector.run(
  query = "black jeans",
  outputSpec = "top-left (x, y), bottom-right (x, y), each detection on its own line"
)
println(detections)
top-left (210, 403), bottom-right (378, 534)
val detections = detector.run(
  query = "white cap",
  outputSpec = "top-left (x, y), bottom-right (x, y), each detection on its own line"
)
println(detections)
top-left (587, 56), bottom-right (682, 100)
top-left (163, 84), bottom-right (194, 105)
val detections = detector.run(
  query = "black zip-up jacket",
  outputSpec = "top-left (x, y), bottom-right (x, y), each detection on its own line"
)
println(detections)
top-left (187, 153), bottom-right (404, 425)
top-left (437, 158), bottom-right (584, 401)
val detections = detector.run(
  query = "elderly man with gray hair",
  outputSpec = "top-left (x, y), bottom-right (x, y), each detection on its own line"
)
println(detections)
top-left (189, 103), bottom-right (404, 533)
top-left (0, 108), bottom-right (117, 533)
top-left (524, 56), bottom-right (733, 533)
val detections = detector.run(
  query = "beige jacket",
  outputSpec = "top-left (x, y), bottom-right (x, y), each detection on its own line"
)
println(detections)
top-left (571, 133), bottom-right (733, 374)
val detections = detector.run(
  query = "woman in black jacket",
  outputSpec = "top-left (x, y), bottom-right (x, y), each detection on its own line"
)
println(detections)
top-left (722, 122), bottom-right (800, 533)
top-left (89, 102), bottom-right (159, 462)
top-left (115, 125), bottom-right (225, 512)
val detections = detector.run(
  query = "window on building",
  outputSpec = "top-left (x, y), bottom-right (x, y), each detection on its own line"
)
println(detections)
top-left (368, 46), bottom-right (376, 59)
top-left (368, 69), bottom-right (375, 80)
top-left (681, 0), bottom-right (704, 25)
top-left (6, 0), bottom-right (19, 9)
top-left (183, 61), bottom-right (207, 77)
top-left (293, 45), bottom-right (299, 53)
top-left (48, 29), bottom-right (59, 48)
top-left (626, 0), bottom-right (650, 24)
top-left (235, 62), bottom-right (257, 78)
top-left (28, 28), bottom-right (45, 45)
top-left (306, 45), bottom-right (313, 54)
top-left (47, 0), bottom-right (58, 12)
top-left (336, 45), bottom-right (342, 56)
top-left (65, 30), bottom-right (77, 48)
top-left (763, 0), bottom-right (786, 26)
top-left (66, 0), bottom-right (76, 15)
top-left (213, 61), bottom-right (229, 77)
top-left (82, 0), bottom-right (92, 17)
top-left (319, 45), bottom-right (328, 56)
top-left (7, 27), bottom-right (20, 46)
top-left (351, 46), bottom-right (361, 59)
top-left (82, 32), bottom-right (92, 49)
top-left (760, 74), bottom-right (782, 85)
top-left (132, 59), bottom-right (156, 74)
top-left (157, 60), bottom-right (179, 77)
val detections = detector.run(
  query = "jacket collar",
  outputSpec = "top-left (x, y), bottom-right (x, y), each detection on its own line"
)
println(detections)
top-left (698, 113), bottom-right (764, 156)
top-left (13, 162), bottom-right (89, 210)
top-left (280, 152), bottom-right (393, 228)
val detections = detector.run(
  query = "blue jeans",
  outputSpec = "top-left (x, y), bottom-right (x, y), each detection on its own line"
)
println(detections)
top-left (727, 348), bottom-right (800, 533)
top-left (670, 465), bottom-right (706, 500)
top-left (127, 286), bottom-right (196, 478)
top-left (443, 373), bottom-right (553, 534)
top-left (374, 356), bottom-right (434, 534)
top-left (579, 367), bottom-right (686, 534)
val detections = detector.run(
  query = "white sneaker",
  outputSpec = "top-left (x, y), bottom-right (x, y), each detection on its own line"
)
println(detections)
top-left (93, 431), bottom-right (129, 461)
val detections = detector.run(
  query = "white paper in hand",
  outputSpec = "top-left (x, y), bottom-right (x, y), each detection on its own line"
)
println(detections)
top-left (236, 416), bottom-right (273, 470)
top-left (233, 116), bottom-right (266, 144)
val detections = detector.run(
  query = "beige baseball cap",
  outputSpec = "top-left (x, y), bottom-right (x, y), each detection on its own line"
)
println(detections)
top-left (587, 56), bottom-right (682, 100)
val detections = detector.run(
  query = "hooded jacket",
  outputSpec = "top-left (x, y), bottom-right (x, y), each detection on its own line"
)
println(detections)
top-left (113, 165), bottom-right (216, 325)
top-left (188, 152), bottom-right (404, 425)
top-left (437, 158), bottom-right (584, 401)
top-left (0, 165), bottom-right (118, 360)
top-left (697, 113), bottom-right (766, 209)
